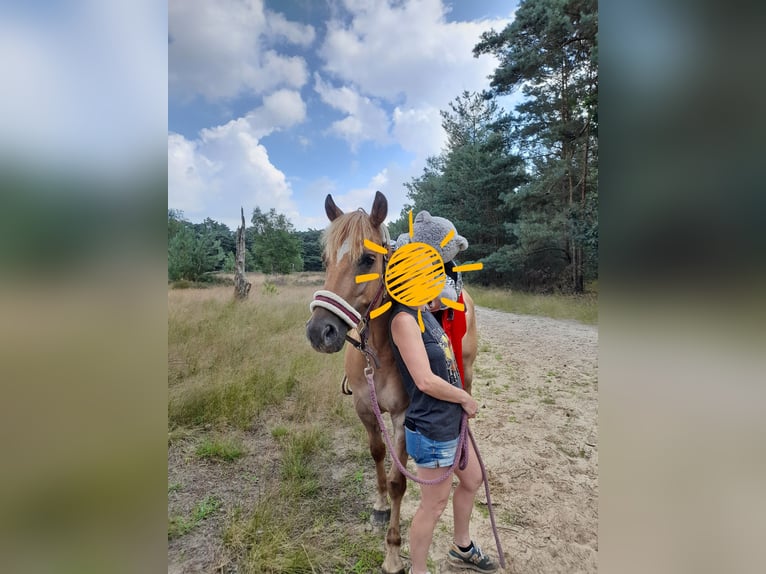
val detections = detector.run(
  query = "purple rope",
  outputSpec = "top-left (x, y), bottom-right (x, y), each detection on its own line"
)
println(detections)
top-left (366, 367), bottom-right (468, 485)
top-left (468, 426), bottom-right (507, 569)
top-left (365, 368), bottom-right (507, 568)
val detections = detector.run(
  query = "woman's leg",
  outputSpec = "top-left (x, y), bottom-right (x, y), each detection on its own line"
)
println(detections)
top-left (452, 439), bottom-right (483, 547)
top-left (409, 467), bottom-right (453, 574)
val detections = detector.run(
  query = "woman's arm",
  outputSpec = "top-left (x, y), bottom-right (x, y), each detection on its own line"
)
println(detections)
top-left (391, 311), bottom-right (478, 417)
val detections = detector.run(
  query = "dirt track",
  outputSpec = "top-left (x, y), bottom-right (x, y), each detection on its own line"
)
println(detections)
top-left (414, 306), bottom-right (599, 573)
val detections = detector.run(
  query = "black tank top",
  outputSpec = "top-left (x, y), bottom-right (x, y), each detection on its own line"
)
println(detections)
top-left (389, 303), bottom-right (463, 441)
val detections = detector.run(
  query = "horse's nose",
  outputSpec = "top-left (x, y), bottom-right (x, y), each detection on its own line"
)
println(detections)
top-left (306, 314), bottom-right (345, 353)
top-left (322, 323), bottom-right (337, 346)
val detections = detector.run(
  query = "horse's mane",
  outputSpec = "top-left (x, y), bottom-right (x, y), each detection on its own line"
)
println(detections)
top-left (322, 209), bottom-right (388, 264)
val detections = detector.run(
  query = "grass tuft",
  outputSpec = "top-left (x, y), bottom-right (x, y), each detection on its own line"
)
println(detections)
top-left (168, 496), bottom-right (221, 539)
top-left (168, 369), bottom-right (299, 429)
top-left (280, 427), bottom-right (329, 498)
top-left (271, 426), bottom-right (289, 440)
top-left (224, 491), bottom-right (385, 574)
top-left (195, 436), bottom-right (245, 461)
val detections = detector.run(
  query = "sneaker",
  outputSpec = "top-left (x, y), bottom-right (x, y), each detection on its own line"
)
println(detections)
top-left (448, 541), bottom-right (499, 572)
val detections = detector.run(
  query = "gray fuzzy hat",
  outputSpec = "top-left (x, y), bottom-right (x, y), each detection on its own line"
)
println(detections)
top-left (412, 210), bottom-right (468, 261)
top-left (394, 232), bottom-right (410, 251)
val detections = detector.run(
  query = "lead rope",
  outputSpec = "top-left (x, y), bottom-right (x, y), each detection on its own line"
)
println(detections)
top-left (365, 366), bottom-right (468, 486)
top-left (364, 366), bottom-right (506, 569)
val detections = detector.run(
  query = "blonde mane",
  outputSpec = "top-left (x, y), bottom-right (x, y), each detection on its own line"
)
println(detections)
top-left (322, 209), bottom-right (389, 264)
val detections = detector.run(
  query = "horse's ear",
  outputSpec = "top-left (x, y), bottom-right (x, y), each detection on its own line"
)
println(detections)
top-left (370, 191), bottom-right (387, 228)
top-left (325, 194), bottom-right (343, 221)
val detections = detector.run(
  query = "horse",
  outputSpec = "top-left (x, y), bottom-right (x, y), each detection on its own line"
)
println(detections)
top-left (306, 191), bottom-right (478, 574)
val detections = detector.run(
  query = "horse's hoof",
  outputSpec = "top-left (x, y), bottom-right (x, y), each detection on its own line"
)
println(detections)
top-left (370, 508), bottom-right (391, 527)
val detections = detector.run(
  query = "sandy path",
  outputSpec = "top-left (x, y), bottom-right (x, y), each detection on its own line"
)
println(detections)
top-left (398, 306), bottom-right (598, 573)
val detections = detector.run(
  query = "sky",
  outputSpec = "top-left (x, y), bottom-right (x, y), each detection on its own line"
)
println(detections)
top-left (168, 0), bottom-right (520, 231)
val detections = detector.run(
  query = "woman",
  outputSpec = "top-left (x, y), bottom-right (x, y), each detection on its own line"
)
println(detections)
top-left (390, 286), bottom-right (499, 573)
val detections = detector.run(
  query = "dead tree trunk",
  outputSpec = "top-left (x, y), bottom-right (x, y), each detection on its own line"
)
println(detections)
top-left (234, 207), bottom-right (251, 300)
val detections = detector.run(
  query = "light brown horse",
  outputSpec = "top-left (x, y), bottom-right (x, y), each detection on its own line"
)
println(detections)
top-left (306, 191), bottom-right (478, 574)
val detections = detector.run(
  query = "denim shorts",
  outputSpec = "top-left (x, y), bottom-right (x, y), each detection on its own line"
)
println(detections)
top-left (405, 426), bottom-right (458, 469)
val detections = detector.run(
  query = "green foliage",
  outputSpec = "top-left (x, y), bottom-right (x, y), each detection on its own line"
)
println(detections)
top-left (168, 209), bottom-right (185, 243)
top-left (474, 0), bottom-right (598, 291)
top-left (221, 251), bottom-right (236, 273)
top-left (295, 229), bottom-right (324, 271)
top-left (194, 217), bottom-right (235, 256)
top-left (168, 223), bottom-right (225, 282)
top-left (405, 91), bottom-right (527, 284)
top-left (386, 206), bottom-right (411, 239)
top-left (250, 207), bottom-right (303, 274)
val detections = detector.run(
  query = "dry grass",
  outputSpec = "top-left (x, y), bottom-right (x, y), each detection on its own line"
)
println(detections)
top-left (467, 283), bottom-right (598, 325)
top-left (168, 273), bottom-right (390, 572)
top-left (168, 275), bottom-right (345, 430)
top-left (168, 272), bottom-right (597, 572)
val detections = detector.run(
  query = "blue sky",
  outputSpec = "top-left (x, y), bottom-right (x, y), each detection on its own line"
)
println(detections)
top-left (169, 0), bottom-right (520, 231)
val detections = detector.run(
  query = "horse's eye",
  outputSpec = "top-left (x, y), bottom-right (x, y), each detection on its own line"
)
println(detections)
top-left (359, 254), bottom-right (375, 269)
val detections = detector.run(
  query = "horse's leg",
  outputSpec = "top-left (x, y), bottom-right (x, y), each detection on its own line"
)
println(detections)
top-left (382, 410), bottom-right (408, 574)
top-left (357, 407), bottom-right (391, 526)
top-left (463, 353), bottom-right (474, 396)
top-left (462, 290), bottom-right (478, 396)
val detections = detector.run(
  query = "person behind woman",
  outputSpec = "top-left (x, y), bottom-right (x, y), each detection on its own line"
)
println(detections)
top-left (389, 238), bottom-right (498, 573)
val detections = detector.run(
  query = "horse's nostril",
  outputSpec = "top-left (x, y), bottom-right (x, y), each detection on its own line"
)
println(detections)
top-left (322, 323), bottom-right (337, 344)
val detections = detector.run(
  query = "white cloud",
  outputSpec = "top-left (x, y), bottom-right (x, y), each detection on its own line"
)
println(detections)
top-left (392, 105), bottom-right (446, 158)
top-left (267, 10), bottom-right (316, 46)
top-left (167, 133), bottom-right (220, 213)
top-left (246, 89), bottom-right (307, 135)
top-left (168, 92), bottom-right (309, 229)
top-left (169, 0), bottom-right (315, 101)
top-left (320, 0), bottom-right (506, 107)
top-left (197, 88), bottom-right (305, 142)
top-left (327, 161), bottom-right (417, 226)
top-left (314, 74), bottom-right (391, 151)
top-left (318, 0), bottom-right (510, 158)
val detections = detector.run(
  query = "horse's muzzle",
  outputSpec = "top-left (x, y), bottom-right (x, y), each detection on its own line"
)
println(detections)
top-left (306, 310), bottom-right (348, 353)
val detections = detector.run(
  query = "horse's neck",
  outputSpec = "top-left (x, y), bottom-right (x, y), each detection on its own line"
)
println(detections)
top-left (367, 308), bottom-right (394, 365)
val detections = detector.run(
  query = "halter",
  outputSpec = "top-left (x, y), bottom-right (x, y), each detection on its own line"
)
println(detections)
top-left (309, 226), bottom-right (391, 369)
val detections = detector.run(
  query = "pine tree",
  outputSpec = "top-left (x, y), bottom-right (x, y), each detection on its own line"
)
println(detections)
top-left (405, 91), bottom-right (527, 283)
top-left (168, 224), bottom-right (225, 282)
top-left (474, 0), bottom-right (598, 291)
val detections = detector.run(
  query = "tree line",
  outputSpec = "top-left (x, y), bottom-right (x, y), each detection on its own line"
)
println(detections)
top-left (167, 208), bottom-right (323, 282)
top-left (168, 0), bottom-right (597, 292)
top-left (391, 0), bottom-right (597, 292)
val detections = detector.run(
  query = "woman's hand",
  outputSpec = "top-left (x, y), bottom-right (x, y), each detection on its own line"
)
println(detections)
top-left (461, 392), bottom-right (479, 418)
